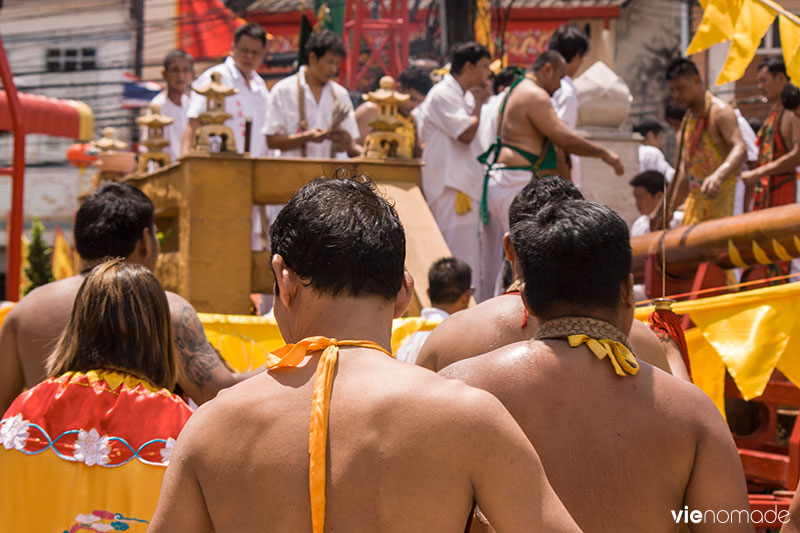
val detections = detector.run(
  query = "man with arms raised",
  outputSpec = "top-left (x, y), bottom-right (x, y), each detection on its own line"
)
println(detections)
top-left (150, 177), bottom-right (577, 532)
top-left (656, 58), bottom-right (746, 228)
top-left (0, 184), bottom-right (238, 412)
top-left (481, 51), bottom-right (623, 294)
top-left (442, 200), bottom-right (750, 531)
top-left (418, 177), bottom-right (676, 377)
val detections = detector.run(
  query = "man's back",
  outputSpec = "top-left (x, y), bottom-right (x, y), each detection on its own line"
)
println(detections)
top-left (498, 78), bottom-right (551, 164)
top-left (152, 348), bottom-right (577, 532)
top-left (441, 339), bottom-right (750, 532)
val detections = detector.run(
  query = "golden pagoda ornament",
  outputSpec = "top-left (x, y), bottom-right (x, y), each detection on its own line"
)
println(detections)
top-left (192, 71), bottom-right (239, 154)
top-left (89, 127), bottom-right (135, 190)
top-left (363, 76), bottom-right (412, 159)
top-left (136, 103), bottom-right (173, 172)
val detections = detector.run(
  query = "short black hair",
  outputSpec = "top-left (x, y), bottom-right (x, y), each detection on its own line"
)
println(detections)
top-left (760, 56), bottom-right (787, 78)
top-left (629, 170), bottom-right (666, 196)
top-left (270, 176), bottom-right (405, 300)
top-left (508, 176), bottom-right (583, 230)
top-left (163, 49), bottom-right (193, 70)
top-left (664, 101), bottom-right (687, 123)
top-left (234, 23), bottom-right (267, 46)
top-left (513, 200), bottom-right (631, 318)
top-left (450, 42), bottom-right (491, 75)
top-left (782, 83), bottom-right (800, 111)
top-left (633, 118), bottom-right (664, 138)
top-left (304, 29), bottom-right (347, 64)
top-left (75, 184), bottom-right (155, 261)
top-left (665, 57), bottom-right (700, 80)
top-left (747, 117), bottom-right (763, 133)
top-left (493, 65), bottom-right (524, 94)
top-left (428, 257), bottom-right (471, 305)
top-left (397, 65), bottom-right (433, 96)
top-left (531, 50), bottom-right (566, 73)
top-left (547, 24), bottom-right (589, 63)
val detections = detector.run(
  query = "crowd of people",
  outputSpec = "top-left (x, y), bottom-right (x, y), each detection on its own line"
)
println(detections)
top-left (3, 18), bottom-right (800, 532)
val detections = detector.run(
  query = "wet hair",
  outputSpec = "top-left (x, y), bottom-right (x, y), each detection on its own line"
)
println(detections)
top-left (760, 56), bottom-right (787, 78)
top-left (512, 200), bottom-right (631, 318)
top-left (500, 260), bottom-right (514, 291)
top-left (270, 176), bottom-right (405, 300)
top-left (547, 24), bottom-right (589, 63)
top-left (163, 49), bottom-right (193, 70)
top-left (508, 176), bottom-right (583, 230)
top-left (428, 257), bottom-right (471, 305)
top-left (234, 23), bottom-right (267, 46)
top-left (493, 65), bottom-right (524, 94)
top-left (47, 260), bottom-right (178, 390)
top-left (629, 170), bottom-right (666, 196)
top-left (397, 65), bottom-right (433, 96)
top-left (665, 57), bottom-right (700, 80)
top-left (304, 29), bottom-right (347, 64)
top-left (633, 118), bottom-right (664, 138)
top-left (747, 117), bottom-right (763, 133)
top-left (450, 42), bottom-right (491, 75)
top-left (782, 83), bottom-right (800, 111)
top-left (74, 184), bottom-right (154, 261)
top-left (531, 50), bottom-right (566, 73)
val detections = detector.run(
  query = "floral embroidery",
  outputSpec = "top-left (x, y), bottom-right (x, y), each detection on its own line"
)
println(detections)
top-left (74, 428), bottom-right (111, 466)
top-left (159, 437), bottom-right (175, 464)
top-left (67, 510), bottom-right (148, 532)
top-left (0, 414), bottom-right (30, 450)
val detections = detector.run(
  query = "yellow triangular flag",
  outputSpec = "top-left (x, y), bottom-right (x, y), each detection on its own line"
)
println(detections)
top-left (687, 0), bottom-right (741, 55)
top-left (52, 227), bottom-right (75, 281)
top-left (779, 14), bottom-right (800, 85)
top-left (19, 234), bottom-right (30, 300)
top-left (717, 0), bottom-right (777, 85)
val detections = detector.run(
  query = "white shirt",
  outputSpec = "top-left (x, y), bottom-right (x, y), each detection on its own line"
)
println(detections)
top-left (638, 145), bottom-right (675, 183)
top-left (141, 91), bottom-right (188, 162)
top-left (411, 105), bottom-right (425, 145)
top-left (263, 66), bottom-right (359, 159)
top-left (186, 56), bottom-right (270, 156)
top-left (420, 74), bottom-right (484, 202)
top-left (630, 211), bottom-right (683, 237)
top-left (394, 307), bottom-right (450, 364)
top-left (551, 75), bottom-right (581, 187)
top-left (475, 90), bottom-right (505, 155)
top-left (734, 108), bottom-right (759, 163)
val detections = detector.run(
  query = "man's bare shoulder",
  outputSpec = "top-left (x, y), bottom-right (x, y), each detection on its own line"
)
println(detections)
top-left (8, 276), bottom-right (84, 320)
top-left (416, 295), bottom-right (530, 371)
top-left (709, 96), bottom-right (736, 122)
top-left (439, 340), bottom-right (536, 385)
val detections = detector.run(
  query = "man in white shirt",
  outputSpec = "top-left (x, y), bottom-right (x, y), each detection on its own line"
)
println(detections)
top-left (633, 119), bottom-right (675, 182)
top-left (475, 66), bottom-right (525, 155)
top-left (395, 257), bottom-right (472, 364)
top-left (629, 170), bottom-right (682, 238)
top-left (419, 42), bottom-right (492, 300)
top-left (182, 23), bottom-right (270, 157)
top-left (264, 29), bottom-right (361, 159)
top-left (141, 49), bottom-right (193, 162)
top-left (548, 24), bottom-right (589, 187)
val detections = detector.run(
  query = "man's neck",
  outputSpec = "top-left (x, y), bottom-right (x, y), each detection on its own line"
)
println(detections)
top-left (166, 88), bottom-right (184, 106)
top-left (235, 65), bottom-right (252, 87)
top-left (543, 309), bottom-right (626, 335)
top-left (689, 93), bottom-right (707, 116)
top-left (304, 67), bottom-right (327, 90)
top-left (451, 72), bottom-right (470, 94)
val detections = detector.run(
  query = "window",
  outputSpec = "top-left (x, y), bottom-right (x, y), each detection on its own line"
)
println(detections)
top-left (45, 48), bottom-right (97, 72)
top-left (758, 18), bottom-right (783, 54)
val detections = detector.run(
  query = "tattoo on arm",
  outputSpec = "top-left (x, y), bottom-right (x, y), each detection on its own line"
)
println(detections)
top-left (174, 306), bottom-right (222, 388)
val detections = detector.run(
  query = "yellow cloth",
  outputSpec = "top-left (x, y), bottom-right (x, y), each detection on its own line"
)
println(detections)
top-left (52, 227), bottom-right (75, 280)
top-left (454, 190), bottom-right (473, 214)
top-left (264, 337), bottom-right (393, 533)
top-left (780, 13), bottom-right (800, 86)
top-left (474, 0), bottom-right (493, 55)
top-left (717, 0), bottom-right (777, 85)
top-left (567, 334), bottom-right (640, 377)
top-left (634, 281), bottom-right (800, 416)
top-left (686, 0), bottom-right (741, 54)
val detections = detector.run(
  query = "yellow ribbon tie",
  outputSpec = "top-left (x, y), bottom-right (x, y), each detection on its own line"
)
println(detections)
top-left (454, 191), bottom-right (473, 214)
top-left (265, 336), bottom-right (393, 533)
top-left (567, 334), bottom-right (639, 377)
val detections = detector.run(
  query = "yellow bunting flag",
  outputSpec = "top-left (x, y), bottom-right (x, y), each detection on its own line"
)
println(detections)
top-left (475, 0), bottom-right (493, 56)
top-left (52, 227), bottom-right (75, 281)
top-left (779, 14), bottom-right (800, 85)
top-left (19, 234), bottom-right (30, 300)
top-left (686, 0), bottom-right (741, 55)
top-left (717, 0), bottom-right (777, 85)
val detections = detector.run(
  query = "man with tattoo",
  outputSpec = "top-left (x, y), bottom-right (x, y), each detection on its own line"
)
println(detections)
top-left (0, 184), bottom-right (239, 412)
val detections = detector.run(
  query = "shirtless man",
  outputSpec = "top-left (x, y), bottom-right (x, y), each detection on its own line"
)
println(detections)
top-left (150, 177), bottom-right (578, 532)
top-left (441, 200), bottom-right (751, 532)
top-left (0, 184), bottom-right (237, 412)
top-left (418, 177), bottom-right (679, 378)
top-left (655, 58), bottom-right (746, 228)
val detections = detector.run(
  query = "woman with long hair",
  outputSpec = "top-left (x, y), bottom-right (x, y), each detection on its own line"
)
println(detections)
top-left (1, 259), bottom-right (193, 531)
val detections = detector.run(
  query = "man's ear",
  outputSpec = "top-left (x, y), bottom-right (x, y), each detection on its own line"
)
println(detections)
top-left (393, 271), bottom-right (415, 319)
top-left (620, 273), bottom-right (635, 308)
top-left (503, 233), bottom-right (516, 262)
top-left (272, 254), bottom-right (299, 309)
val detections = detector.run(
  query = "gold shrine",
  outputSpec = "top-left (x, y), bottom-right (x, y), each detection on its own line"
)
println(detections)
top-left (363, 76), bottom-right (411, 159)
top-left (192, 71), bottom-right (238, 154)
top-left (136, 104), bottom-right (173, 172)
top-left (90, 127), bottom-right (135, 191)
